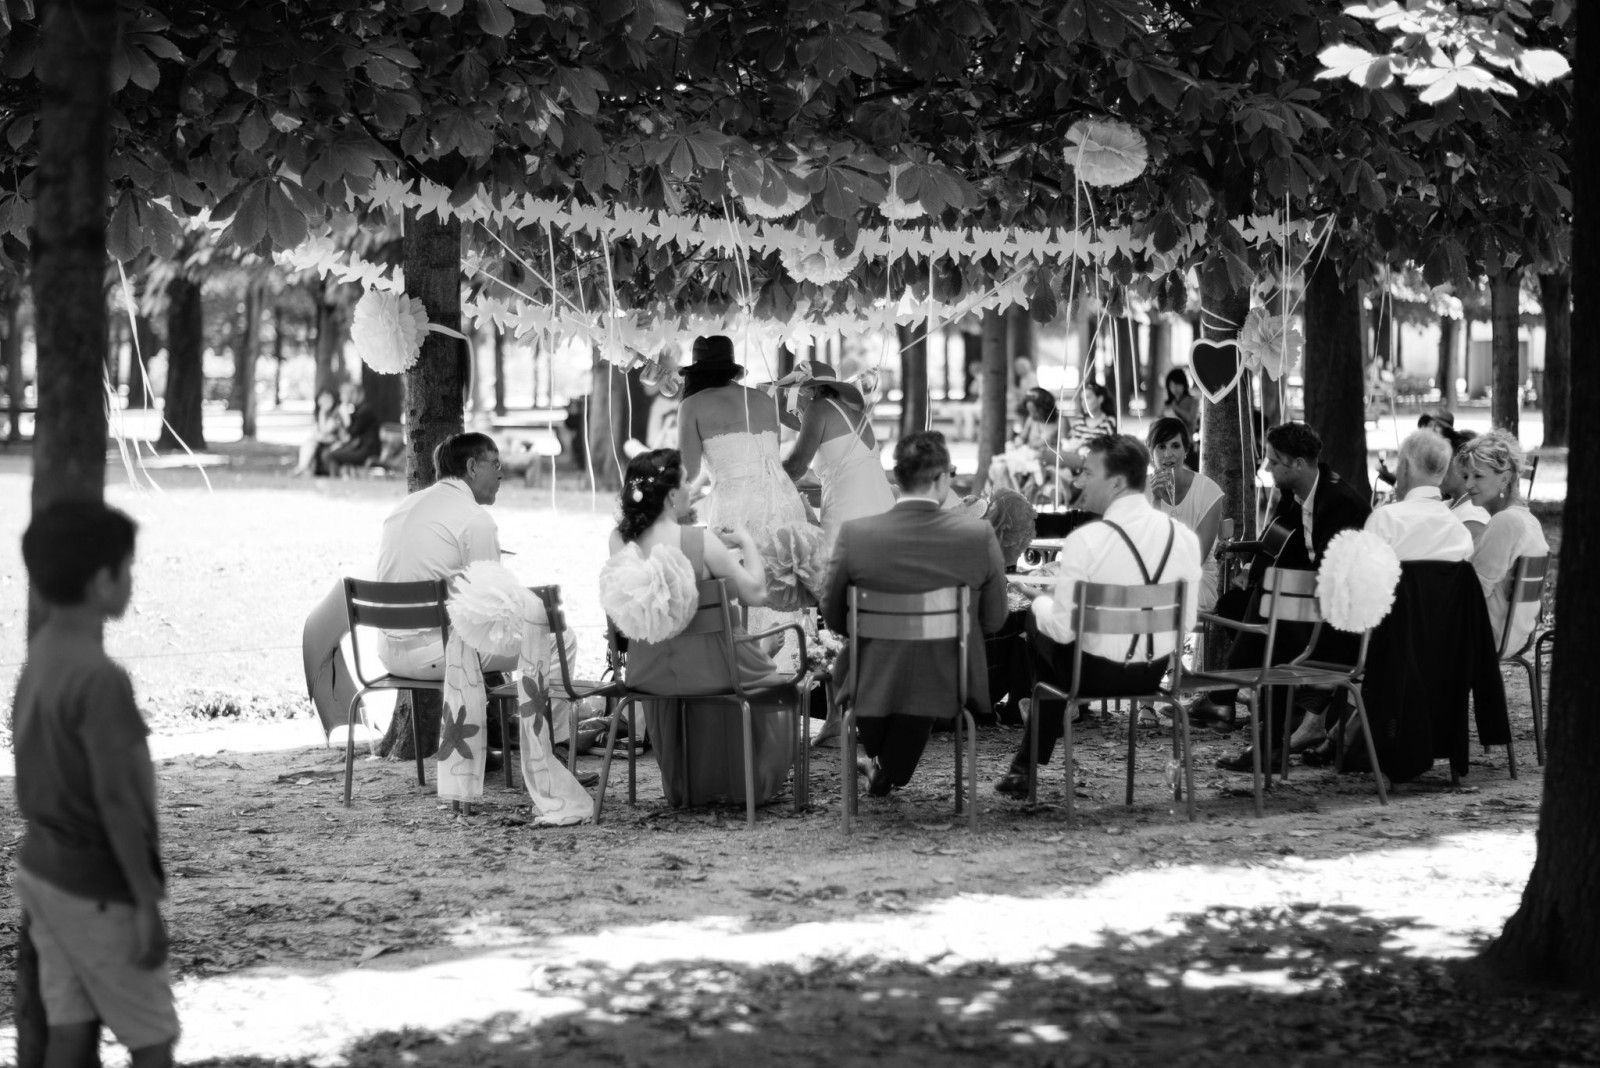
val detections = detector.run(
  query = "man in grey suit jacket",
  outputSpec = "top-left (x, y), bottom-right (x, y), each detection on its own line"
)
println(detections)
top-left (822, 432), bottom-right (1009, 796)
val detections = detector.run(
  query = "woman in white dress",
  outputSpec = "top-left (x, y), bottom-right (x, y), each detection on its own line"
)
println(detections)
top-left (1146, 417), bottom-right (1224, 611)
top-left (677, 336), bottom-right (819, 663)
top-left (774, 360), bottom-right (895, 549)
top-left (1460, 430), bottom-right (1548, 653)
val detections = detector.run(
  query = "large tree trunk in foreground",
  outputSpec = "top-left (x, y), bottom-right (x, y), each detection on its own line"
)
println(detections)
top-left (1437, 314), bottom-right (1457, 411)
top-left (969, 309), bottom-right (1007, 495)
top-left (1540, 270), bottom-right (1570, 449)
top-left (29, 0), bottom-right (117, 510)
top-left (23, 4), bottom-right (120, 1063)
top-left (157, 274), bottom-right (205, 452)
top-left (1480, 10), bottom-right (1600, 989)
top-left (1304, 256), bottom-right (1370, 499)
top-left (402, 206), bottom-right (467, 489)
top-left (1490, 266), bottom-right (1522, 436)
top-left (1198, 254), bottom-right (1251, 541)
top-left (896, 323), bottom-right (928, 438)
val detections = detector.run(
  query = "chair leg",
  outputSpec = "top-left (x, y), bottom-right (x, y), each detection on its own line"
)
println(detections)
top-left (953, 710), bottom-right (964, 817)
top-left (1125, 696), bottom-right (1137, 808)
top-left (593, 697), bottom-right (629, 824)
top-left (963, 710), bottom-right (978, 831)
top-left (843, 705), bottom-right (857, 834)
top-left (740, 700), bottom-right (757, 829)
top-left (568, 700), bottom-right (581, 774)
top-left (411, 694), bottom-right (426, 788)
top-left (1281, 686), bottom-right (1295, 782)
top-left (1346, 687), bottom-right (1388, 806)
top-left (1250, 688), bottom-right (1264, 818)
top-left (344, 695), bottom-right (362, 807)
top-left (1063, 690), bottom-right (1076, 821)
top-left (1523, 658), bottom-right (1545, 767)
top-left (628, 702), bottom-right (639, 805)
top-left (1027, 684), bottom-right (1041, 805)
top-left (1173, 699), bottom-right (1196, 823)
top-left (501, 698), bottom-right (514, 790)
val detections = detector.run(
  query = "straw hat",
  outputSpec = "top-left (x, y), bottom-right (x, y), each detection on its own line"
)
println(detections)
top-left (769, 360), bottom-right (868, 410)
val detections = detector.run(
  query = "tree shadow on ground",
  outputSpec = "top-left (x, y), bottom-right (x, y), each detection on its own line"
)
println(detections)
top-left (179, 903), bottom-right (1599, 1067)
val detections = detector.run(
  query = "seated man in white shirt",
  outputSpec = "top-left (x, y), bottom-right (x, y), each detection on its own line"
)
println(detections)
top-left (995, 434), bottom-right (1202, 798)
top-left (1364, 430), bottom-right (1474, 563)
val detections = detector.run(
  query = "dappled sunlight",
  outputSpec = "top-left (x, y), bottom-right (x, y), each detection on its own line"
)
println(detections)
top-left (0, 828), bottom-right (1533, 1064)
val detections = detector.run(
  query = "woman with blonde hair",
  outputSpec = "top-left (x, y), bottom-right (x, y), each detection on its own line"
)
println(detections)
top-left (1459, 430), bottom-right (1548, 652)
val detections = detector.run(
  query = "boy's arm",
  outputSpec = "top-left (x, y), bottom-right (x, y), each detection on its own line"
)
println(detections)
top-left (81, 667), bottom-right (167, 964)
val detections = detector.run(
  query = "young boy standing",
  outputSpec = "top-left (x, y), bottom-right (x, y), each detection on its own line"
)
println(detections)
top-left (13, 500), bottom-right (178, 1068)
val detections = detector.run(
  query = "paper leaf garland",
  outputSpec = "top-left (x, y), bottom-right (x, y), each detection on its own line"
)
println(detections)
top-left (1189, 338), bottom-right (1246, 403)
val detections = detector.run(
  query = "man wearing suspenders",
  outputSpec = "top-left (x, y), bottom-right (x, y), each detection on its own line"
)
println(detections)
top-left (996, 435), bottom-right (1203, 799)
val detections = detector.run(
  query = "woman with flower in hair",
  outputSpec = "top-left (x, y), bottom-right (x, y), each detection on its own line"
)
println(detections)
top-left (600, 449), bottom-right (795, 806)
top-left (1459, 430), bottom-right (1549, 652)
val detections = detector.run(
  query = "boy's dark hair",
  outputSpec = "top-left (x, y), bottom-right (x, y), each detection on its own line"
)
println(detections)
top-left (434, 432), bottom-right (498, 480)
top-left (893, 431), bottom-right (951, 491)
top-left (22, 499), bottom-right (138, 605)
top-left (1086, 434), bottom-right (1149, 492)
top-left (1265, 421), bottom-right (1322, 463)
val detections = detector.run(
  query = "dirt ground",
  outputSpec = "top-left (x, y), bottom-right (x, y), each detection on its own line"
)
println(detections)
top-left (1, 445), bottom-right (1593, 1066)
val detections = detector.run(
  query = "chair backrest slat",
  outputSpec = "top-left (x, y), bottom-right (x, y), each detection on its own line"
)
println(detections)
top-left (342, 577), bottom-right (450, 688)
top-left (1260, 567), bottom-right (1322, 625)
top-left (854, 587), bottom-right (959, 614)
top-left (1079, 604), bottom-right (1185, 634)
top-left (1075, 580), bottom-right (1186, 611)
top-left (679, 579), bottom-right (733, 637)
top-left (1506, 555), bottom-right (1549, 605)
top-left (1263, 567), bottom-right (1318, 596)
top-left (855, 614), bottom-right (960, 641)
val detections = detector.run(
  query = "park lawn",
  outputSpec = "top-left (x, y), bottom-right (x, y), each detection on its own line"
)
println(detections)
top-left (1, 445), bottom-right (1592, 1066)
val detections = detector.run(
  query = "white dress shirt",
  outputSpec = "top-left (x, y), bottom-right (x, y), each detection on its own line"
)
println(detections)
top-left (377, 478), bottom-right (502, 582)
top-left (1032, 493), bottom-right (1202, 660)
top-left (1299, 472), bottom-right (1319, 557)
top-left (1363, 485), bottom-right (1474, 562)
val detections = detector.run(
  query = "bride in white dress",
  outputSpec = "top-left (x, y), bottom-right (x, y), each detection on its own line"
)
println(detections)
top-left (677, 336), bottom-right (818, 666)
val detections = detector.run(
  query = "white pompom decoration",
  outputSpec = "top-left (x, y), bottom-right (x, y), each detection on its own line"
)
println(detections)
top-left (761, 523), bottom-right (826, 613)
top-left (351, 289), bottom-right (429, 375)
top-left (1065, 118), bottom-right (1149, 188)
top-left (599, 543), bottom-right (699, 642)
top-left (449, 561), bottom-right (538, 658)
top-left (742, 184), bottom-right (810, 221)
top-left (879, 165), bottom-right (927, 222)
top-left (1239, 306), bottom-right (1303, 381)
top-left (1316, 530), bottom-right (1402, 633)
top-left (780, 226), bottom-right (861, 286)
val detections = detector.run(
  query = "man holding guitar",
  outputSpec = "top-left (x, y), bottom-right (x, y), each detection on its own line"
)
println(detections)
top-left (1204, 422), bottom-right (1371, 772)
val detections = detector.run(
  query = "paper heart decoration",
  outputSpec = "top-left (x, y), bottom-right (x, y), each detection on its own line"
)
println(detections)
top-left (1189, 338), bottom-right (1245, 404)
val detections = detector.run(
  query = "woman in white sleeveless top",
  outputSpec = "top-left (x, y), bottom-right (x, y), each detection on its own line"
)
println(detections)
top-left (775, 361), bottom-right (895, 549)
top-left (1146, 417), bottom-right (1224, 611)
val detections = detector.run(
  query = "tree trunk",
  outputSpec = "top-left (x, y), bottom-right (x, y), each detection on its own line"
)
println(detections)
top-left (236, 283), bottom-right (260, 439)
top-left (1490, 266), bottom-right (1522, 435)
top-left (1304, 256), bottom-right (1371, 498)
top-left (3, 284), bottom-right (23, 442)
top-left (28, 0), bottom-right (117, 511)
top-left (961, 329), bottom-right (983, 401)
top-left (585, 348), bottom-right (630, 490)
top-left (401, 206), bottom-right (467, 489)
top-left (156, 274), bottom-right (205, 452)
top-left (270, 305), bottom-right (285, 408)
top-left (1198, 255), bottom-right (1251, 540)
top-left (1372, 286), bottom-right (1394, 369)
top-left (970, 309), bottom-right (1008, 495)
top-left (1146, 316), bottom-right (1173, 418)
top-left (1112, 316), bottom-right (1140, 418)
top-left (1540, 270), bottom-right (1570, 449)
top-left (492, 326), bottom-right (507, 416)
top-left (105, 311), bottom-right (122, 399)
top-left (313, 282), bottom-right (346, 396)
top-left (896, 323), bottom-right (928, 437)
top-left (125, 312), bottom-right (155, 410)
top-left (1437, 315), bottom-right (1457, 410)
top-left (1479, 6), bottom-right (1600, 988)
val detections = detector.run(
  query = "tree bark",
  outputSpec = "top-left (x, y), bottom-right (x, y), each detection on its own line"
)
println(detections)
top-left (156, 274), bottom-right (205, 452)
top-left (28, 0), bottom-right (117, 510)
top-left (270, 304), bottom-right (285, 408)
top-left (234, 283), bottom-right (261, 439)
top-left (1437, 314), bottom-right (1457, 410)
top-left (1490, 266), bottom-right (1522, 435)
top-left (1198, 255), bottom-right (1252, 540)
top-left (3, 283), bottom-right (23, 442)
top-left (970, 309), bottom-right (1008, 495)
top-left (584, 349), bottom-right (631, 490)
top-left (1112, 316), bottom-right (1140, 417)
top-left (1479, 3), bottom-right (1600, 987)
top-left (1304, 256), bottom-right (1371, 498)
top-left (125, 312), bottom-right (155, 410)
top-left (105, 311), bottom-right (122, 399)
top-left (492, 326), bottom-right (507, 416)
top-left (313, 284), bottom-right (343, 395)
top-left (1372, 286), bottom-right (1394, 368)
top-left (1539, 270), bottom-right (1570, 449)
top-left (895, 323), bottom-right (928, 437)
top-left (402, 206), bottom-right (467, 489)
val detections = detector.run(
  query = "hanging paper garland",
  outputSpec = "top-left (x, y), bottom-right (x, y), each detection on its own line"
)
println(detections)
top-left (351, 289), bottom-right (429, 374)
top-left (1064, 118), bottom-right (1149, 189)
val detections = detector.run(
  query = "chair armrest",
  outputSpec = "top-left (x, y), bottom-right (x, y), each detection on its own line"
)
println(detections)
top-left (738, 622), bottom-right (810, 688)
top-left (1199, 611), bottom-right (1268, 638)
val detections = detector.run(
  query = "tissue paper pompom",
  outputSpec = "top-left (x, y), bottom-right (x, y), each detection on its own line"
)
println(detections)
top-left (1064, 118), bottom-right (1149, 188)
top-left (742, 185), bottom-right (810, 221)
top-left (1238, 306), bottom-right (1303, 381)
top-left (879, 165), bottom-right (927, 222)
top-left (449, 561), bottom-right (538, 657)
top-left (352, 289), bottom-right (429, 374)
top-left (762, 523), bottom-right (826, 613)
top-left (599, 543), bottom-right (698, 642)
top-left (1316, 530), bottom-right (1402, 633)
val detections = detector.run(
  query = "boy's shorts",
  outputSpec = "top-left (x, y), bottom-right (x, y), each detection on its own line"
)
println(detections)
top-left (15, 868), bottom-right (180, 1051)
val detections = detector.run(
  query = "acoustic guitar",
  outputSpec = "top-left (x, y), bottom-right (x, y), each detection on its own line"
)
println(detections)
top-left (1218, 516), bottom-right (1296, 563)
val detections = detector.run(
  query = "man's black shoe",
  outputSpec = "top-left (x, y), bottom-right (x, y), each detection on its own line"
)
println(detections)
top-left (994, 770), bottom-right (1031, 799)
top-left (1188, 696), bottom-right (1237, 728)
